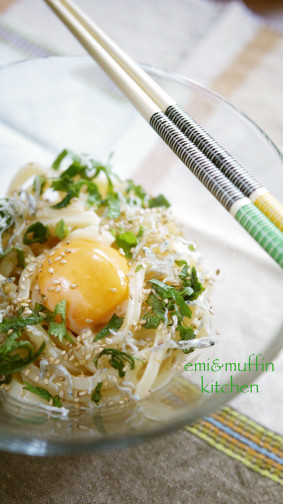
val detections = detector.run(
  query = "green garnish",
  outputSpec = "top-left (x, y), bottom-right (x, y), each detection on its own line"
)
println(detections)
top-left (23, 221), bottom-right (50, 245)
top-left (0, 338), bottom-right (45, 375)
top-left (51, 150), bottom-right (118, 211)
top-left (148, 194), bottom-right (170, 208)
top-left (94, 314), bottom-right (124, 342)
top-left (32, 175), bottom-right (46, 195)
top-left (137, 226), bottom-right (144, 238)
top-left (178, 326), bottom-right (195, 354)
top-left (91, 381), bottom-right (103, 404)
top-left (115, 231), bottom-right (138, 257)
top-left (55, 219), bottom-right (69, 240)
top-left (141, 262), bottom-right (204, 352)
top-left (105, 193), bottom-right (121, 219)
top-left (0, 374), bottom-right (12, 386)
top-left (126, 180), bottom-right (147, 206)
top-left (135, 264), bottom-right (143, 273)
top-left (94, 348), bottom-right (135, 378)
top-left (0, 311), bottom-right (46, 333)
top-left (48, 299), bottom-right (73, 343)
top-left (23, 382), bottom-right (62, 407)
top-left (0, 246), bottom-right (26, 269)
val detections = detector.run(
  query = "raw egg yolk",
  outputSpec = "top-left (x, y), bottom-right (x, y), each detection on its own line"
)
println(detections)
top-left (38, 239), bottom-right (129, 334)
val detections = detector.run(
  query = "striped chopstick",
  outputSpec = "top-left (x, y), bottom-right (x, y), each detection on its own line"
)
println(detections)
top-left (52, 0), bottom-right (283, 234)
top-left (44, 0), bottom-right (283, 268)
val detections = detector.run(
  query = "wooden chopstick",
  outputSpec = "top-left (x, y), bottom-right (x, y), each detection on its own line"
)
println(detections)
top-left (55, 0), bottom-right (283, 234)
top-left (44, 0), bottom-right (283, 268)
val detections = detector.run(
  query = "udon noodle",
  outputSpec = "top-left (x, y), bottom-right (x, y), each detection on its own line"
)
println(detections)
top-left (0, 150), bottom-right (215, 411)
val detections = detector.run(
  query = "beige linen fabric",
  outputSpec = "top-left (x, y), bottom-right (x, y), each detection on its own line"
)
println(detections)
top-left (0, 429), bottom-right (282, 504)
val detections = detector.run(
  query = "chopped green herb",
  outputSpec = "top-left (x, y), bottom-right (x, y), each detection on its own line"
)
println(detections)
top-left (141, 292), bottom-right (166, 329)
top-left (126, 180), bottom-right (147, 206)
top-left (91, 381), bottom-right (103, 404)
top-left (0, 374), bottom-right (12, 385)
top-left (55, 219), bottom-right (69, 240)
top-left (0, 311), bottom-right (46, 333)
top-left (86, 182), bottom-right (102, 208)
top-left (178, 325), bottom-right (195, 354)
top-left (94, 314), bottom-right (124, 342)
top-left (135, 264), bottom-right (143, 273)
top-left (48, 299), bottom-right (73, 343)
top-left (141, 265), bottom-right (204, 334)
top-left (23, 221), bottom-right (50, 245)
top-left (115, 231), bottom-right (138, 257)
top-left (175, 260), bottom-right (187, 267)
top-left (32, 175), bottom-right (46, 195)
top-left (23, 382), bottom-right (62, 407)
top-left (52, 148), bottom-right (70, 170)
top-left (0, 340), bottom-right (45, 375)
top-left (137, 226), bottom-right (144, 238)
top-left (148, 194), bottom-right (170, 208)
top-left (94, 348), bottom-right (135, 378)
top-left (0, 246), bottom-right (26, 269)
top-left (53, 191), bottom-right (74, 209)
top-left (105, 193), bottom-right (120, 219)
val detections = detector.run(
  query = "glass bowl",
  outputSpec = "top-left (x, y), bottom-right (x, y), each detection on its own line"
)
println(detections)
top-left (0, 56), bottom-right (282, 455)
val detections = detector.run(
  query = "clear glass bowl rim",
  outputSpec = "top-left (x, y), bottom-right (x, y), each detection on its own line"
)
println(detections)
top-left (0, 56), bottom-right (282, 455)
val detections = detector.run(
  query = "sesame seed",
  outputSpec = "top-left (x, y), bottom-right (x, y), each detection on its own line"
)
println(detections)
top-left (44, 378), bottom-right (49, 385)
top-left (69, 355), bottom-right (75, 361)
top-left (54, 280), bottom-right (60, 285)
top-left (85, 319), bottom-right (93, 323)
top-left (60, 251), bottom-right (65, 257)
top-left (48, 268), bottom-right (54, 274)
top-left (70, 284), bottom-right (78, 289)
top-left (7, 329), bottom-right (13, 335)
top-left (109, 287), bottom-right (117, 293)
top-left (34, 375), bottom-right (40, 382)
top-left (25, 310), bottom-right (33, 315)
top-left (48, 258), bottom-right (52, 265)
top-left (105, 337), bottom-right (112, 345)
top-left (59, 390), bottom-right (64, 398)
top-left (21, 302), bottom-right (29, 307)
top-left (78, 390), bottom-right (87, 397)
top-left (55, 257), bottom-right (61, 262)
top-left (85, 353), bottom-right (92, 361)
top-left (47, 287), bottom-right (55, 292)
top-left (24, 368), bottom-right (30, 376)
top-left (60, 259), bottom-right (67, 264)
top-left (56, 286), bottom-right (62, 293)
top-left (54, 359), bottom-right (60, 365)
top-left (49, 399), bottom-right (53, 406)
top-left (49, 357), bottom-right (55, 364)
top-left (49, 251), bottom-right (55, 257)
